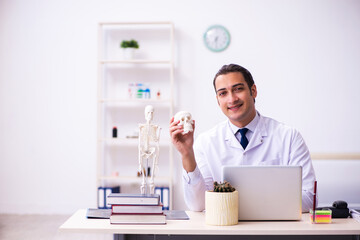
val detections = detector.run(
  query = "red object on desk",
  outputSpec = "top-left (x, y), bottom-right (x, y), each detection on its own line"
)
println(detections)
top-left (313, 181), bottom-right (317, 222)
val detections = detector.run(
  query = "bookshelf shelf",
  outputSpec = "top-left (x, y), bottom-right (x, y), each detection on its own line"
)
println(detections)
top-left (99, 138), bottom-right (171, 147)
top-left (99, 21), bottom-right (173, 25)
top-left (99, 175), bottom-right (171, 183)
top-left (100, 60), bottom-right (172, 64)
top-left (99, 99), bottom-right (172, 104)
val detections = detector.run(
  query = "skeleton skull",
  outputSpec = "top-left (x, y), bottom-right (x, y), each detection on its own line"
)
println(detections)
top-left (145, 105), bottom-right (154, 123)
top-left (174, 111), bottom-right (193, 134)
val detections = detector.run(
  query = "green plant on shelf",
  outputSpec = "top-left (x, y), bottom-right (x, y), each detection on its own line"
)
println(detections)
top-left (120, 39), bottom-right (139, 49)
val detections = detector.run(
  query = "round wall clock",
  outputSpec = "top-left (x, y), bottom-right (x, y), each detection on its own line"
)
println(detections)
top-left (203, 25), bottom-right (231, 52)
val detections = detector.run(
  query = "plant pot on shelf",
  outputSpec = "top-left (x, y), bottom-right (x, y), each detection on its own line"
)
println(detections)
top-left (123, 48), bottom-right (136, 60)
top-left (120, 39), bottom-right (139, 60)
top-left (205, 190), bottom-right (238, 226)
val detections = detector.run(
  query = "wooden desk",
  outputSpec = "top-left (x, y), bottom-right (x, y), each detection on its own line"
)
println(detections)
top-left (59, 209), bottom-right (360, 240)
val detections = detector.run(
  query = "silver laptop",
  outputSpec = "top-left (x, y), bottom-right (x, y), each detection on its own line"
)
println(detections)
top-left (222, 165), bottom-right (302, 221)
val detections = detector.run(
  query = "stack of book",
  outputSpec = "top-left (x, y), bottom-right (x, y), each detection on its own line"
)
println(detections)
top-left (107, 193), bottom-right (166, 225)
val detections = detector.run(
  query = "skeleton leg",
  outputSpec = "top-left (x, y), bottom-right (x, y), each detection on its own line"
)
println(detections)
top-left (149, 158), bottom-right (156, 194)
top-left (140, 154), bottom-right (149, 194)
top-left (140, 158), bottom-right (146, 194)
top-left (149, 145), bottom-right (159, 194)
top-left (149, 180), bottom-right (155, 195)
top-left (140, 178), bottom-right (146, 194)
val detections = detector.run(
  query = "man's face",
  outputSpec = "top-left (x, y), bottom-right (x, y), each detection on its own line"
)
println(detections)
top-left (215, 72), bottom-right (257, 128)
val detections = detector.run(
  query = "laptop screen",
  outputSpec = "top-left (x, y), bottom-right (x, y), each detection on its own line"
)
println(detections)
top-left (222, 165), bottom-right (302, 221)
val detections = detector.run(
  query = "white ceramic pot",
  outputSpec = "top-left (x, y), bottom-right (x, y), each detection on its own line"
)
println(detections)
top-left (123, 48), bottom-right (135, 60)
top-left (205, 190), bottom-right (238, 226)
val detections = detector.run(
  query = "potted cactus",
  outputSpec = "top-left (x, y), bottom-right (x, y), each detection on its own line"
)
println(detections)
top-left (205, 181), bottom-right (238, 226)
top-left (120, 39), bottom-right (139, 60)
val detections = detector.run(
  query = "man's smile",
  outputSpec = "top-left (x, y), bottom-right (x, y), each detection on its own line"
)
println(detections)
top-left (228, 103), bottom-right (243, 111)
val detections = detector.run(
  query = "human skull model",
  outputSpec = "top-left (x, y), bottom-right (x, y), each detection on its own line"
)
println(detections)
top-left (174, 111), bottom-right (193, 134)
top-left (145, 105), bottom-right (154, 123)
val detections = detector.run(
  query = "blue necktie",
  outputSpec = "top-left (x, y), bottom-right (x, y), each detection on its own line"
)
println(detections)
top-left (237, 128), bottom-right (249, 149)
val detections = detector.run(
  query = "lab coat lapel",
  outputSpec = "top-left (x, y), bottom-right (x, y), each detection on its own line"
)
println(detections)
top-left (224, 122), bottom-right (242, 149)
top-left (245, 115), bottom-right (268, 152)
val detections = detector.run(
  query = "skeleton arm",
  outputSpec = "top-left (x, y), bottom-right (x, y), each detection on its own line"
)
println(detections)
top-left (152, 126), bottom-right (161, 175)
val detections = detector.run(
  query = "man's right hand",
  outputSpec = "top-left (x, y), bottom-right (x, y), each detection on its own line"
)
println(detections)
top-left (169, 117), bottom-right (196, 172)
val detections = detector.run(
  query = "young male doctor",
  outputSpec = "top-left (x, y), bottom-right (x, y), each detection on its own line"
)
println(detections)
top-left (169, 63), bottom-right (316, 212)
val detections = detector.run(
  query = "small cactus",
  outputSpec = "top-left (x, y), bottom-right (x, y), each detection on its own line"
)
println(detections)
top-left (212, 181), bottom-right (236, 192)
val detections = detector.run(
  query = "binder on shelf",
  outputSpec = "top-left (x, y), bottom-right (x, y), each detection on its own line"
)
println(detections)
top-left (98, 186), bottom-right (120, 209)
top-left (163, 187), bottom-right (169, 210)
top-left (155, 186), bottom-right (170, 210)
top-left (98, 188), bottom-right (105, 209)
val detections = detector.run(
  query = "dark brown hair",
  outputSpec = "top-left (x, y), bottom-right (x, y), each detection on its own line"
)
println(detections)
top-left (213, 64), bottom-right (254, 92)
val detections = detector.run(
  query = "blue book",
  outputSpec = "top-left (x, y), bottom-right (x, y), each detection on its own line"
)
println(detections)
top-left (107, 193), bottom-right (160, 206)
top-left (98, 186), bottom-right (120, 209)
top-left (155, 187), bottom-right (170, 210)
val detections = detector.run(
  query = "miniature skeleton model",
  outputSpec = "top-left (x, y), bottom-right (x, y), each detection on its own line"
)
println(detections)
top-left (138, 105), bottom-right (161, 194)
top-left (174, 111), bottom-right (194, 134)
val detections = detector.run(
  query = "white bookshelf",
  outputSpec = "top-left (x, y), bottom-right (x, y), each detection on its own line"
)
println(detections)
top-left (97, 22), bottom-right (175, 209)
top-left (100, 60), bottom-right (172, 64)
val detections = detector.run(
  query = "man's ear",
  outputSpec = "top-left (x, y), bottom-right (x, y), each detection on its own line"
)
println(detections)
top-left (251, 84), bottom-right (257, 98)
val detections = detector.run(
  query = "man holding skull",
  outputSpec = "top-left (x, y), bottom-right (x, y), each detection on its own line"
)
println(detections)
top-left (169, 63), bottom-right (316, 212)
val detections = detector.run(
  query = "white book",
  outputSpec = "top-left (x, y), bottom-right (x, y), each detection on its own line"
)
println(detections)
top-left (98, 188), bottom-right (105, 208)
top-left (112, 204), bottom-right (163, 214)
top-left (110, 213), bottom-right (166, 225)
top-left (350, 209), bottom-right (360, 223)
top-left (107, 193), bottom-right (160, 206)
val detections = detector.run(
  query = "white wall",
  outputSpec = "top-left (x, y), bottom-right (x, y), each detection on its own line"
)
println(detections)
top-left (312, 160), bottom-right (360, 208)
top-left (1, 0), bottom-right (359, 214)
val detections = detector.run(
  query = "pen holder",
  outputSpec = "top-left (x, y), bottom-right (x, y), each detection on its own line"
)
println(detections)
top-left (310, 209), bottom-right (332, 224)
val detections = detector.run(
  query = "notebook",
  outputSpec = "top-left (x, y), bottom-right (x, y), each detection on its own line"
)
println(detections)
top-left (222, 165), bottom-right (302, 221)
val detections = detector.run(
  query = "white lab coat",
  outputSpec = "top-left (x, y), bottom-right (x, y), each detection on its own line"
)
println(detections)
top-left (183, 113), bottom-right (316, 212)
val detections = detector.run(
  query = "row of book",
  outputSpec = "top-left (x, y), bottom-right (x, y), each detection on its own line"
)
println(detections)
top-left (98, 186), bottom-right (120, 209)
top-left (98, 186), bottom-right (170, 210)
top-left (107, 193), bottom-right (166, 224)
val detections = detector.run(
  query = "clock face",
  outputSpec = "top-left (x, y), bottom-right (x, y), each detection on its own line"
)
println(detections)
top-left (203, 25), bottom-right (231, 52)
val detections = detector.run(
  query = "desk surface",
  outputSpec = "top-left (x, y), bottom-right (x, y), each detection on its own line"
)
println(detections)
top-left (59, 209), bottom-right (360, 235)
